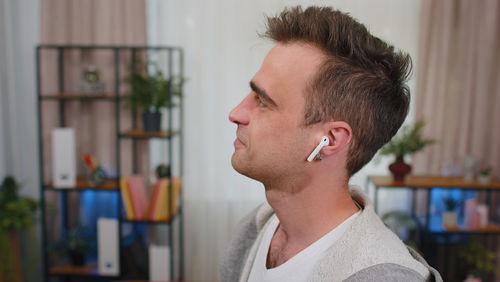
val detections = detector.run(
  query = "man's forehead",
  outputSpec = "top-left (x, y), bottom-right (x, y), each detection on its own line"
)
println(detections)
top-left (261, 43), bottom-right (327, 86)
top-left (253, 42), bottom-right (327, 105)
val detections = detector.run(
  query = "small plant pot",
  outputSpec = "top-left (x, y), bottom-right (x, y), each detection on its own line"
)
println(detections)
top-left (477, 174), bottom-right (491, 185)
top-left (442, 211), bottom-right (457, 228)
top-left (389, 156), bottom-right (411, 181)
top-left (69, 250), bottom-right (86, 266)
top-left (88, 167), bottom-right (105, 186)
top-left (142, 111), bottom-right (162, 132)
top-left (155, 163), bottom-right (171, 178)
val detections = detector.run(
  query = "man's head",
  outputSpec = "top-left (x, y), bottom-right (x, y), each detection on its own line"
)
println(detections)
top-left (230, 6), bottom-right (411, 182)
top-left (230, 42), bottom-right (328, 186)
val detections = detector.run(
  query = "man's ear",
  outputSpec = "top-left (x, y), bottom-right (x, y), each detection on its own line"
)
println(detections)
top-left (321, 121), bottom-right (352, 156)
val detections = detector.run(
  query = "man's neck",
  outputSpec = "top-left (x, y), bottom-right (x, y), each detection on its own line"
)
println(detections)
top-left (264, 178), bottom-right (359, 268)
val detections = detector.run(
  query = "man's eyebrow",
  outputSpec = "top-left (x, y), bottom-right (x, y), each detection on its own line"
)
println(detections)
top-left (249, 81), bottom-right (278, 107)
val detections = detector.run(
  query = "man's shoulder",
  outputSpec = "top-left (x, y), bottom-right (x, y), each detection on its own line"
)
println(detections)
top-left (348, 187), bottom-right (427, 267)
top-left (350, 207), bottom-right (431, 275)
top-left (310, 203), bottom-right (433, 281)
top-left (343, 263), bottom-right (428, 282)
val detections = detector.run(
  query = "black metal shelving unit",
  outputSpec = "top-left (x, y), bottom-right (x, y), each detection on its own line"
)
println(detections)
top-left (366, 175), bottom-right (500, 281)
top-left (36, 45), bottom-right (184, 281)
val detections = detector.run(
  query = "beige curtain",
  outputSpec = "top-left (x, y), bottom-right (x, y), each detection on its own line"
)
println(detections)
top-left (41, 0), bottom-right (147, 45)
top-left (40, 0), bottom-right (148, 240)
top-left (414, 0), bottom-right (500, 178)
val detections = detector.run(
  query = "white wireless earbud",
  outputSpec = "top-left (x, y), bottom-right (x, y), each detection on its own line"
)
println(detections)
top-left (307, 136), bottom-right (329, 162)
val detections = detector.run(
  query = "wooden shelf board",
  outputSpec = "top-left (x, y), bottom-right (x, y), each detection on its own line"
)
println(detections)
top-left (49, 262), bottom-right (99, 276)
top-left (121, 211), bottom-right (180, 224)
top-left (369, 175), bottom-right (500, 189)
top-left (44, 176), bottom-right (118, 190)
top-left (442, 224), bottom-right (500, 233)
top-left (417, 214), bottom-right (500, 234)
top-left (120, 129), bottom-right (178, 139)
top-left (122, 219), bottom-right (173, 224)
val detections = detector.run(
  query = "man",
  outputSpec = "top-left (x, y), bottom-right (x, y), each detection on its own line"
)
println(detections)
top-left (222, 6), bottom-right (442, 282)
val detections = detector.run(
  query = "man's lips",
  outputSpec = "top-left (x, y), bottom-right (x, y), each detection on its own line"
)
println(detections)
top-left (235, 127), bottom-right (247, 147)
top-left (234, 136), bottom-right (245, 148)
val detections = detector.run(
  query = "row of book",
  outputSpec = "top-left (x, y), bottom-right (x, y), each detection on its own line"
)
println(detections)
top-left (120, 175), bottom-right (182, 221)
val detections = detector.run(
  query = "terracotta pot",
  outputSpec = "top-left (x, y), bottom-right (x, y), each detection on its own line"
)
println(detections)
top-left (389, 156), bottom-right (411, 181)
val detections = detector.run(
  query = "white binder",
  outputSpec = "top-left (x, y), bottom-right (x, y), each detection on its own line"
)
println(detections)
top-left (149, 245), bottom-right (170, 281)
top-left (98, 218), bottom-right (119, 276)
top-left (52, 127), bottom-right (76, 187)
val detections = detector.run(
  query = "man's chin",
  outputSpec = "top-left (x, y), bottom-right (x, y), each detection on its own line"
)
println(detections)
top-left (231, 154), bottom-right (250, 177)
top-left (231, 154), bottom-right (243, 172)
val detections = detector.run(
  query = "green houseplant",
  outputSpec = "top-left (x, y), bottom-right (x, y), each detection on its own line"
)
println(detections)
top-left (51, 223), bottom-right (95, 266)
top-left (155, 163), bottom-right (171, 179)
top-left (0, 175), bottom-right (38, 282)
top-left (379, 120), bottom-right (435, 181)
top-left (125, 62), bottom-right (183, 132)
top-left (458, 237), bottom-right (497, 281)
top-left (477, 166), bottom-right (492, 184)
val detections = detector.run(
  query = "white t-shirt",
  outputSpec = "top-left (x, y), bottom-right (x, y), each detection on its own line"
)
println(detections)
top-left (248, 211), bottom-right (360, 282)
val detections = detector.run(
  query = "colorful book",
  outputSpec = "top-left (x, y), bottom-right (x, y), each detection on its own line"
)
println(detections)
top-left (145, 182), bottom-right (156, 220)
top-left (127, 175), bottom-right (148, 219)
top-left (151, 178), bottom-right (182, 221)
top-left (147, 178), bottom-right (167, 220)
top-left (170, 177), bottom-right (182, 215)
top-left (119, 176), bottom-right (135, 219)
top-left (152, 180), bottom-right (168, 221)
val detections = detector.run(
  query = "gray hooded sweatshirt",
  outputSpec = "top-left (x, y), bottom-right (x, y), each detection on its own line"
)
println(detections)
top-left (220, 187), bottom-right (442, 282)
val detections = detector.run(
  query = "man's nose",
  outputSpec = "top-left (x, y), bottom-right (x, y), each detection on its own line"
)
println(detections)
top-left (229, 94), bottom-right (251, 125)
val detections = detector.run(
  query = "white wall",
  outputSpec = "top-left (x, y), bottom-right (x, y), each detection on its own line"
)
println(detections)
top-left (147, 0), bottom-right (422, 280)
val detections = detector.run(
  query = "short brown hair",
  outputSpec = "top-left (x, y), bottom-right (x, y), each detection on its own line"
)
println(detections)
top-left (264, 6), bottom-right (411, 176)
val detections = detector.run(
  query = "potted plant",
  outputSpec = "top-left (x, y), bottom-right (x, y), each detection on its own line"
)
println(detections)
top-left (0, 176), bottom-right (38, 282)
top-left (442, 196), bottom-right (460, 228)
top-left (155, 163), bottom-right (171, 179)
top-left (379, 120), bottom-right (436, 181)
top-left (458, 237), bottom-right (497, 281)
top-left (125, 62), bottom-right (183, 132)
top-left (51, 224), bottom-right (95, 266)
top-left (477, 167), bottom-right (492, 184)
top-left (81, 152), bottom-right (106, 186)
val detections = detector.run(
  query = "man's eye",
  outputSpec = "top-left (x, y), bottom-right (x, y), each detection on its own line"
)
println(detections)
top-left (256, 96), bottom-right (266, 107)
